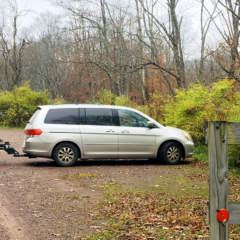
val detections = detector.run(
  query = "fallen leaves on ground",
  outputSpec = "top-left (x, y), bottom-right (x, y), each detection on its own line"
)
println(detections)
top-left (88, 190), bottom-right (209, 240)
top-left (87, 161), bottom-right (240, 240)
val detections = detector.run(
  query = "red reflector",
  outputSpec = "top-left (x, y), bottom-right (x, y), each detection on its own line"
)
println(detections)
top-left (216, 209), bottom-right (230, 223)
top-left (24, 129), bottom-right (42, 136)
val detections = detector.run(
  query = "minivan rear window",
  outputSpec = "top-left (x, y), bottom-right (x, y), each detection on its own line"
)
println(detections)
top-left (44, 108), bottom-right (79, 124)
top-left (29, 109), bottom-right (41, 124)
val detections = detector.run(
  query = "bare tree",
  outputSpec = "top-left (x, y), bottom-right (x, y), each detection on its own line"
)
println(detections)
top-left (59, 0), bottom-right (146, 99)
top-left (199, 0), bottom-right (218, 83)
top-left (0, 1), bottom-right (28, 90)
top-left (208, 0), bottom-right (240, 81)
top-left (23, 13), bottom-right (70, 98)
top-left (134, 0), bottom-right (176, 96)
top-left (218, 0), bottom-right (240, 20)
top-left (137, 0), bottom-right (186, 89)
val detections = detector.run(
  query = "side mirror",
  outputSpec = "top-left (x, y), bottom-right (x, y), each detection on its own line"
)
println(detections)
top-left (147, 121), bottom-right (155, 129)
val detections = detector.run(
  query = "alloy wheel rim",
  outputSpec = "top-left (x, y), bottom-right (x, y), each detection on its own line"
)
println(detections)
top-left (167, 146), bottom-right (180, 162)
top-left (58, 147), bottom-right (74, 163)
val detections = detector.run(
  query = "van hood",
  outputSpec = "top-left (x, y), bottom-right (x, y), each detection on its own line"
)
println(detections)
top-left (163, 126), bottom-right (186, 134)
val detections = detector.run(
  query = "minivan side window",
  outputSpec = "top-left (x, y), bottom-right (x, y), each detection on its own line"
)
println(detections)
top-left (85, 108), bottom-right (114, 126)
top-left (118, 109), bottom-right (148, 128)
top-left (44, 108), bottom-right (80, 124)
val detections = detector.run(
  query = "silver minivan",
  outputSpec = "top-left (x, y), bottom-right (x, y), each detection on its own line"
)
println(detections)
top-left (22, 104), bottom-right (194, 167)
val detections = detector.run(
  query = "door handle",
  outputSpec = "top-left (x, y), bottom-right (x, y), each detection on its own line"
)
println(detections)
top-left (105, 130), bottom-right (115, 133)
top-left (121, 130), bottom-right (130, 134)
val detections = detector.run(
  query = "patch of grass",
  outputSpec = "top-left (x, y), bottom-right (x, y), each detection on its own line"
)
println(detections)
top-left (192, 144), bottom-right (240, 177)
top-left (192, 144), bottom-right (208, 162)
top-left (230, 168), bottom-right (240, 177)
top-left (87, 230), bottom-right (115, 240)
top-left (64, 172), bottom-right (99, 181)
top-left (193, 144), bottom-right (240, 172)
top-left (148, 175), bottom-right (208, 198)
top-left (69, 194), bottom-right (83, 201)
top-left (232, 226), bottom-right (240, 234)
top-left (0, 126), bottom-right (23, 130)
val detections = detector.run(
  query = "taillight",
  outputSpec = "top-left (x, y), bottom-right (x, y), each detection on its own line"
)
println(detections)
top-left (24, 129), bottom-right (42, 136)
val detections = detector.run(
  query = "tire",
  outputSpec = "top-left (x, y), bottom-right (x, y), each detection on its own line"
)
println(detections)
top-left (53, 143), bottom-right (79, 167)
top-left (159, 142), bottom-right (182, 164)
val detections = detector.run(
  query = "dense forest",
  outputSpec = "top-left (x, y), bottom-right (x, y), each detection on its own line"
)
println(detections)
top-left (0, 0), bottom-right (239, 103)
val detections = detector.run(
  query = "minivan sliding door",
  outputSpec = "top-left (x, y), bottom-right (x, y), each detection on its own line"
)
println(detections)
top-left (80, 108), bottom-right (118, 158)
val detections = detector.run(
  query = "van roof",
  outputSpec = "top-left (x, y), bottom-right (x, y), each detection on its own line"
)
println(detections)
top-left (39, 104), bottom-right (134, 110)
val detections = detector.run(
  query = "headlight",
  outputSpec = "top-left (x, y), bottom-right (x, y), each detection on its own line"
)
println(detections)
top-left (182, 132), bottom-right (193, 142)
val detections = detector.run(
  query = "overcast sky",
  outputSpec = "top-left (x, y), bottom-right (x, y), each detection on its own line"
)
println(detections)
top-left (15, 0), bottom-right (58, 26)
top-left (17, 0), bottom-right (56, 14)
top-left (4, 0), bottom-right (223, 60)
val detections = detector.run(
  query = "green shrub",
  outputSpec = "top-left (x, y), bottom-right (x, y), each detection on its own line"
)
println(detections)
top-left (0, 82), bottom-right (51, 127)
top-left (192, 145), bottom-right (208, 162)
top-left (228, 145), bottom-right (240, 168)
top-left (93, 89), bottom-right (116, 105)
top-left (115, 95), bottom-right (136, 108)
top-left (163, 79), bottom-right (240, 144)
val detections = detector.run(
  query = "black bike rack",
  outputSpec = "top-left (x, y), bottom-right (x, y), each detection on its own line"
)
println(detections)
top-left (0, 139), bottom-right (29, 157)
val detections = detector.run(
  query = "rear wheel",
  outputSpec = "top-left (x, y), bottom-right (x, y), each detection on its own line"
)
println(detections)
top-left (53, 143), bottom-right (79, 167)
top-left (159, 142), bottom-right (182, 164)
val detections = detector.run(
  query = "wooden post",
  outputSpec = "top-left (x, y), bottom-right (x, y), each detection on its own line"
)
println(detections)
top-left (208, 121), bottom-right (228, 240)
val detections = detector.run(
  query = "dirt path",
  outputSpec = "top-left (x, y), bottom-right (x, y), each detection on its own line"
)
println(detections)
top-left (0, 130), bottom-right (193, 240)
top-left (0, 192), bottom-right (29, 240)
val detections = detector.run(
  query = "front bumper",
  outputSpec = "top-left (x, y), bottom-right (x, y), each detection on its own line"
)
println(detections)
top-left (184, 141), bottom-right (194, 157)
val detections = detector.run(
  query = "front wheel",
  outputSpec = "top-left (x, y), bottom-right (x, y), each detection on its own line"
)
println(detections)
top-left (159, 142), bottom-right (182, 164)
top-left (53, 143), bottom-right (79, 167)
